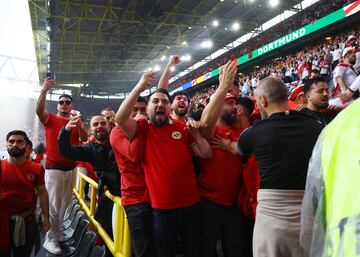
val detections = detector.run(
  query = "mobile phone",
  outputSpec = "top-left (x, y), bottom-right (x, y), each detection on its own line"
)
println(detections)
top-left (71, 110), bottom-right (81, 116)
top-left (46, 72), bottom-right (53, 79)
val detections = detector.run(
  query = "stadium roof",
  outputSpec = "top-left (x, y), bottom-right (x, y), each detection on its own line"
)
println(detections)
top-left (28, 0), bottom-right (304, 96)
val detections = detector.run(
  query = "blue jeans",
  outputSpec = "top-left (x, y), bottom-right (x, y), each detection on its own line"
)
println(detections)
top-left (152, 203), bottom-right (202, 257)
top-left (124, 202), bottom-right (155, 257)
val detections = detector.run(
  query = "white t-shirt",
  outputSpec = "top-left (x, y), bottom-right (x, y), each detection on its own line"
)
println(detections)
top-left (355, 50), bottom-right (360, 72)
top-left (332, 49), bottom-right (342, 61)
top-left (332, 63), bottom-right (358, 91)
top-left (350, 75), bottom-right (360, 92)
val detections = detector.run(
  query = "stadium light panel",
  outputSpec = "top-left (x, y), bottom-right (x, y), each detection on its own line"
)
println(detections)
top-left (212, 20), bottom-right (219, 27)
top-left (181, 55), bottom-right (192, 61)
top-left (154, 65), bottom-right (161, 71)
top-left (201, 40), bottom-right (213, 48)
top-left (170, 66), bottom-right (176, 72)
top-left (232, 22), bottom-right (240, 31)
top-left (269, 0), bottom-right (279, 8)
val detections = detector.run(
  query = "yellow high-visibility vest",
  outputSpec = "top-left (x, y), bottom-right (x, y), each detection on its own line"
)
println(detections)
top-left (322, 99), bottom-right (360, 256)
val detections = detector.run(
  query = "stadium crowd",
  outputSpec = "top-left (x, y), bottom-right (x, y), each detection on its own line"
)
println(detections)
top-left (172, 0), bottom-right (355, 88)
top-left (191, 24), bottom-right (360, 107)
top-left (0, 3), bottom-right (360, 257)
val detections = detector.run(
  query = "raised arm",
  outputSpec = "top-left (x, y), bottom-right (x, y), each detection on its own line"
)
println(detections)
top-left (57, 117), bottom-right (92, 161)
top-left (157, 55), bottom-right (180, 90)
top-left (36, 77), bottom-right (55, 123)
top-left (115, 71), bottom-right (156, 140)
top-left (200, 60), bottom-right (238, 139)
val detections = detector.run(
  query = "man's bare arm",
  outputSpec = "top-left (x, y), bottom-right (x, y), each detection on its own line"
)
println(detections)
top-left (157, 56), bottom-right (181, 90)
top-left (200, 60), bottom-right (238, 139)
top-left (36, 77), bottom-right (55, 123)
top-left (115, 71), bottom-right (156, 140)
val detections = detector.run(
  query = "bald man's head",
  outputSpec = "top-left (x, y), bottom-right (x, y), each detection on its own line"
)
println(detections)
top-left (255, 76), bottom-right (288, 119)
top-left (256, 77), bottom-right (288, 103)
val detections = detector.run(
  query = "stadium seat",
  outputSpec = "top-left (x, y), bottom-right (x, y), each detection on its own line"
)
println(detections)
top-left (64, 198), bottom-right (78, 221)
top-left (63, 204), bottom-right (80, 229)
top-left (46, 220), bottom-right (89, 257)
top-left (69, 230), bottom-right (97, 257)
top-left (60, 211), bottom-right (86, 242)
top-left (88, 246), bottom-right (106, 257)
top-left (62, 219), bottom-right (89, 247)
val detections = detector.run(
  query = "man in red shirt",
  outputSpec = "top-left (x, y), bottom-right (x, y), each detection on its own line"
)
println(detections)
top-left (35, 77), bottom-right (87, 254)
top-left (199, 60), bottom-right (245, 257)
top-left (170, 91), bottom-right (190, 122)
top-left (115, 71), bottom-right (212, 257)
top-left (111, 96), bottom-right (155, 257)
top-left (0, 130), bottom-right (49, 257)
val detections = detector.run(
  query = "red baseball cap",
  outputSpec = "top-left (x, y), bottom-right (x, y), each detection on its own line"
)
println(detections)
top-left (288, 84), bottom-right (304, 101)
top-left (225, 93), bottom-right (237, 101)
top-left (347, 35), bottom-right (358, 43)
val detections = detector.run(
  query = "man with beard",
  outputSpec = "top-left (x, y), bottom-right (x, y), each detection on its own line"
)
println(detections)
top-left (116, 71), bottom-right (212, 257)
top-left (198, 60), bottom-right (244, 257)
top-left (237, 76), bottom-right (322, 257)
top-left (111, 96), bottom-right (156, 257)
top-left (300, 77), bottom-right (335, 128)
top-left (157, 55), bottom-right (190, 123)
top-left (332, 47), bottom-right (358, 99)
top-left (36, 78), bottom-right (87, 254)
top-left (58, 114), bottom-right (120, 256)
top-left (347, 35), bottom-right (360, 72)
top-left (0, 130), bottom-right (49, 257)
top-left (170, 91), bottom-right (190, 123)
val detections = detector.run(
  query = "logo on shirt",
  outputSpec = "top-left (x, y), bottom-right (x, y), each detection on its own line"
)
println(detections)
top-left (172, 131), bottom-right (182, 140)
top-left (27, 173), bottom-right (35, 182)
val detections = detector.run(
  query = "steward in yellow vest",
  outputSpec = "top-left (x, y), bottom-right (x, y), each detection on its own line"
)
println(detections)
top-left (301, 98), bottom-right (360, 257)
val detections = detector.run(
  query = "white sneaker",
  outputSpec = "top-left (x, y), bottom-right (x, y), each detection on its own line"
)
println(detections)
top-left (43, 240), bottom-right (62, 255)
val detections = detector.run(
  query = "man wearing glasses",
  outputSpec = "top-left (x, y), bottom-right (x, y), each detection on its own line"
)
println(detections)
top-left (35, 77), bottom-right (87, 254)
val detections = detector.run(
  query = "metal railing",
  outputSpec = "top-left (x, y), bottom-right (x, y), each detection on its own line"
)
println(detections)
top-left (73, 171), bottom-right (131, 257)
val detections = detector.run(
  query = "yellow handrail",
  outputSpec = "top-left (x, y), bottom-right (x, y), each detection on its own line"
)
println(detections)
top-left (73, 171), bottom-right (131, 257)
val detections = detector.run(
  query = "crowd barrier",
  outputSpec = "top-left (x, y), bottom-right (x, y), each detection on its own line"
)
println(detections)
top-left (73, 171), bottom-right (131, 257)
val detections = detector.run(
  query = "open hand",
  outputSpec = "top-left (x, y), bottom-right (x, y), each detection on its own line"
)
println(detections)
top-left (219, 60), bottom-right (238, 91)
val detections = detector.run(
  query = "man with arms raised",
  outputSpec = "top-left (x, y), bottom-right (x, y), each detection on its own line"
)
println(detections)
top-left (58, 114), bottom-right (120, 255)
top-left (115, 70), bottom-right (212, 257)
top-left (111, 96), bottom-right (155, 257)
top-left (36, 77), bottom-right (87, 254)
top-left (198, 60), bottom-right (244, 257)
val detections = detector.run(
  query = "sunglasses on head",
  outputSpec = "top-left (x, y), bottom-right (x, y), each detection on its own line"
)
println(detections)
top-left (58, 100), bottom-right (71, 105)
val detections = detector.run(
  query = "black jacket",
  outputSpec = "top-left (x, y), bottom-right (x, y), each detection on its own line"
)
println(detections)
top-left (57, 127), bottom-right (120, 195)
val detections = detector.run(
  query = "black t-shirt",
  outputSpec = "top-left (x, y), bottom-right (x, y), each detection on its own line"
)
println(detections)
top-left (300, 107), bottom-right (333, 128)
top-left (237, 111), bottom-right (322, 190)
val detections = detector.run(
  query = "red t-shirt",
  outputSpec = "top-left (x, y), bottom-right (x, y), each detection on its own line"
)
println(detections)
top-left (237, 155), bottom-right (260, 220)
top-left (43, 113), bottom-right (79, 170)
top-left (140, 119), bottom-right (200, 209)
top-left (110, 125), bottom-right (147, 206)
top-left (0, 159), bottom-right (45, 216)
top-left (198, 126), bottom-right (243, 206)
top-left (76, 161), bottom-right (97, 182)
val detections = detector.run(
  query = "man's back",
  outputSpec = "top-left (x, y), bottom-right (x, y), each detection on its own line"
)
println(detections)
top-left (238, 111), bottom-right (322, 190)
